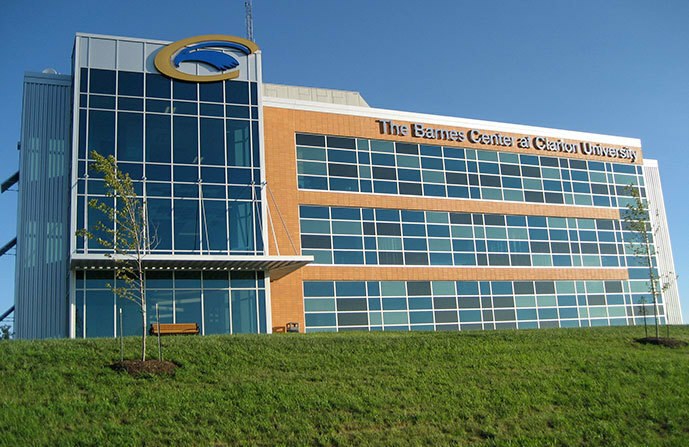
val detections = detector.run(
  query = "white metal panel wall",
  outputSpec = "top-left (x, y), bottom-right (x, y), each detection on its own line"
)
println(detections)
top-left (643, 159), bottom-right (683, 324)
top-left (14, 72), bottom-right (72, 339)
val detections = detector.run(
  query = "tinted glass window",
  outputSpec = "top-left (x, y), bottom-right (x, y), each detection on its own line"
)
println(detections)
top-left (327, 136), bottom-right (356, 149)
top-left (200, 118), bottom-right (225, 166)
top-left (226, 80), bottom-right (249, 104)
top-left (227, 120), bottom-right (251, 166)
top-left (174, 199), bottom-right (199, 250)
top-left (199, 82), bottom-right (223, 102)
top-left (296, 134), bottom-right (325, 147)
top-left (88, 110), bottom-right (115, 157)
top-left (118, 71), bottom-right (143, 96)
top-left (173, 80), bottom-right (197, 100)
top-left (173, 116), bottom-right (198, 164)
top-left (146, 114), bottom-right (171, 162)
top-left (117, 112), bottom-right (142, 161)
top-left (146, 73), bottom-right (170, 98)
top-left (396, 143), bottom-right (418, 155)
top-left (90, 69), bottom-right (115, 94)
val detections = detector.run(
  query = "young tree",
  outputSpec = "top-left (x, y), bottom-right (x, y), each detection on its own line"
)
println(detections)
top-left (76, 151), bottom-right (155, 360)
top-left (0, 324), bottom-right (12, 340)
top-left (622, 185), bottom-right (675, 339)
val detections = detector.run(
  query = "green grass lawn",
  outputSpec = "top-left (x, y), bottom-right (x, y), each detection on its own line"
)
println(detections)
top-left (1, 326), bottom-right (688, 446)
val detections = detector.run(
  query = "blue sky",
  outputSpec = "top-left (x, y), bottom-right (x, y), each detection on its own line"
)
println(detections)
top-left (0, 0), bottom-right (687, 325)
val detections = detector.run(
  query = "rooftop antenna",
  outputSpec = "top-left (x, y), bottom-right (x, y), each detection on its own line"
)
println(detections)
top-left (245, 0), bottom-right (254, 42)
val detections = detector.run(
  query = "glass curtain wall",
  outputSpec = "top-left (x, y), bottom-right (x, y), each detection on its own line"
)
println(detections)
top-left (75, 270), bottom-right (266, 338)
top-left (74, 68), bottom-right (263, 256)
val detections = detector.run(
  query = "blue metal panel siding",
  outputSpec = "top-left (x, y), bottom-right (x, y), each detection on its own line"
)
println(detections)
top-left (14, 72), bottom-right (72, 339)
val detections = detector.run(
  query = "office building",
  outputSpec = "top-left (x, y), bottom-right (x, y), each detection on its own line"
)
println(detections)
top-left (12, 33), bottom-right (682, 338)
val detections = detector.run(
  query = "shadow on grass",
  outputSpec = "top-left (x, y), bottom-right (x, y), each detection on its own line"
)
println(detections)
top-left (635, 337), bottom-right (688, 348)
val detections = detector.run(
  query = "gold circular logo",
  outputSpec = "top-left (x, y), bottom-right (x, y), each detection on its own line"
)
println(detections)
top-left (154, 35), bottom-right (259, 83)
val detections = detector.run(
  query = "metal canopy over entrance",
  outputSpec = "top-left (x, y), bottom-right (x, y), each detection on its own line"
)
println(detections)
top-left (70, 254), bottom-right (313, 281)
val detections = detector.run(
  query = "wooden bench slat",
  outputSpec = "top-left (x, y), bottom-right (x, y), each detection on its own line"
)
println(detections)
top-left (149, 323), bottom-right (199, 335)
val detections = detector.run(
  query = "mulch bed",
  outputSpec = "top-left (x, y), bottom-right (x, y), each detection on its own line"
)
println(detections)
top-left (110, 359), bottom-right (178, 377)
top-left (635, 337), bottom-right (688, 348)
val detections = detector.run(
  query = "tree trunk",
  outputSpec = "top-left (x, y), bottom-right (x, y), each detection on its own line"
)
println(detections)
top-left (653, 298), bottom-right (660, 339)
top-left (142, 308), bottom-right (146, 361)
top-left (140, 268), bottom-right (146, 362)
top-left (647, 246), bottom-right (659, 339)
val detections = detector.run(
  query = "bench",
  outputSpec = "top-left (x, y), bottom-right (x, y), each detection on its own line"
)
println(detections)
top-left (149, 323), bottom-right (199, 335)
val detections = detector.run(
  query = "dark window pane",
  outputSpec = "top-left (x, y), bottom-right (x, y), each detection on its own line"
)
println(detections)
top-left (174, 199), bottom-right (199, 250)
top-left (200, 103), bottom-right (223, 117)
top-left (488, 254), bottom-right (509, 265)
top-left (88, 110), bottom-right (115, 157)
top-left (480, 175), bottom-right (501, 187)
top-left (229, 201), bottom-right (255, 252)
top-left (458, 297), bottom-right (480, 308)
top-left (376, 223), bottom-right (401, 236)
top-left (490, 296), bottom-right (512, 307)
top-left (80, 68), bottom-right (88, 92)
top-left (535, 281), bottom-right (555, 294)
top-left (146, 114), bottom-right (171, 162)
top-left (545, 193), bottom-right (564, 204)
top-left (250, 82), bottom-right (258, 104)
top-left (90, 69), bottom-right (115, 94)
top-left (327, 136), bottom-right (356, 149)
top-left (446, 172), bottom-right (468, 185)
top-left (525, 191), bottom-right (544, 203)
top-left (511, 255), bottom-right (531, 266)
top-left (328, 163), bottom-right (358, 177)
top-left (404, 253), bottom-right (429, 265)
top-left (373, 167), bottom-right (397, 180)
top-left (450, 213), bottom-right (472, 224)
top-left (90, 95), bottom-right (115, 109)
top-left (118, 71), bottom-right (143, 96)
top-left (117, 112), bottom-right (143, 161)
top-left (199, 82), bottom-right (223, 102)
top-left (146, 99), bottom-right (170, 113)
top-left (521, 166), bottom-right (541, 178)
top-left (399, 182), bottom-right (422, 195)
top-left (540, 157), bottom-right (559, 167)
top-left (570, 160), bottom-right (587, 169)
top-left (379, 252), bottom-right (403, 264)
top-left (201, 166), bottom-right (225, 183)
top-left (202, 200), bottom-right (228, 251)
top-left (173, 80), bottom-right (197, 100)
top-left (78, 110), bottom-right (87, 158)
top-left (146, 73), bottom-right (170, 98)
top-left (500, 164), bottom-right (520, 176)
top-left (119, 97), bottom-right (143, 111)
top-left (494, 310), bottom-right (515, 321)
top-left (200, 118), bottom-right (225, 166)
top-left (173, 116), bottom-right (198, 164)
top-left (338, 312), bottom-right (368, 326)
top-left (226, 80), bottom-right (249, 104)
top-left (407, 281), bottom-right (431, 296)
top-left (148, 198), bottom-right (171, 250)
top-left (484, 214), bottom-right (505, 226)
top-left (337, 298), bottom-right (367, 311)
top-left (296, 134), bottom-right (325, 147)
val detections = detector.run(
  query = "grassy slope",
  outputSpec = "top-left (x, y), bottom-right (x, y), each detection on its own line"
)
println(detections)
top-left (1, 326), bottom-right (688, 446)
